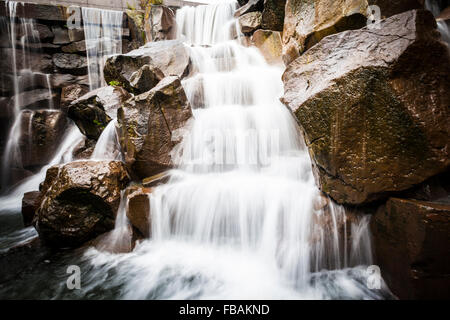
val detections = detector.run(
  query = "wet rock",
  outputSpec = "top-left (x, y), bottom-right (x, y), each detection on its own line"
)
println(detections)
top-left (371, 197), bottom-right (450, 299)
top-left (144, 5), bottom-right (176, 42)
top-left (50, 73), bottom-right (90, 89)
top-left (104, 40), bottom-right (190, 86)
top-left (60, 84), bottom-right (90, 109)
top-left (129, 64), bottom-right (165, 94)
top-left (0, 2), bottom-right (71, 21)
top-left (8, 89), bottom-right (59, 111)
top-left (72, 137), bottom-right (96, 160)
top-left (35, 161), bottom-right (130, 248)
top-left (235, 0), bottom-right (264, 17)
top-left (118, 76), bottom-right (193, 178)
top-left (18, 110), bottom-right (68, 170)
top-left (68, 86), bottom-right (131, 140)
top-left (61, 40), bottom-right (87, 53)
top-left (239, 11), bottom-right (262, 34)
top-left (252, 29), bottom-right (282, 64)
top-left (282, 0), bottom-right (368, 65)
top-left (52, 53), bottom-right (88, 75)
top-left (127, 186), bottom-right (152, 238)
top-left (22, 191), bottom-right (41, 227)
top-left (261, 0), bottom-right (286, 31)
top-left (282, 10), bottom-right (450, 205)
top-left (1, 48), bottom-right (52, 74)
top-left (68, 28), bottom-right (85, 42)
top-left (51, 26), bottom-right (70, 45)
top-left (142, 171), bottom-right (170, 188)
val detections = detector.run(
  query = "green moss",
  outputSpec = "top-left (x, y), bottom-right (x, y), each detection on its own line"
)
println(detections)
top-left (108, 80), bottom-right (121, 86)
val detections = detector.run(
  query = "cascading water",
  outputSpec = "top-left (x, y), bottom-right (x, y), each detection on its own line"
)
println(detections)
top-left (82, 7), bottom-right (123, 90)
top-left (91, 119), bottom-right (123, 161)
top-left (425, 0), bottom-right (450, 45)
top-left (77, 1), bottom-right (391, 299)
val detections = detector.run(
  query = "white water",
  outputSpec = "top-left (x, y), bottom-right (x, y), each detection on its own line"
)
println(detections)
top-left (81, 1), bottom-right (390, 299)
top-left (91, 119), bottom-right (123, 161)
top-left (425, 0), bottom-right (450, 45)
top-left (82, 7), bottom-right (123, 90)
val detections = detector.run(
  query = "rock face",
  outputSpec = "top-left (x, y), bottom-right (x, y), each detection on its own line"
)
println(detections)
top-left (282, 10), bottom-right (450, 205)
top-left (18, 110), bottom-right (67, 170)
top-left (68, 86), bottom-right (131, 140)
top-left (118, 76), bottom-right (193, 179)
top-left (52, 53), bottom-right (87, 75)
top-left (261, 0), bottom-right (286, 31)
top-left (282, 0), bottom-right (368, 65)
top-left (1, 49), bottom-right (53, 74)
top-left (35, 161), bottom-right (130, 247)
top-left (144, 5), bottom-right (176, 42)
top-left (252, 29), bottom-right (282, 64)
top-left (371, 197), bottom-right (450, 299)
top-left (60, 84), bottom-right (89, 109)
top-left (126, 187), bottom-right (152, 238)
top-left (239, 11), bottom-right (262, 33)
top-left (104, 40), bottom-right (190, 87)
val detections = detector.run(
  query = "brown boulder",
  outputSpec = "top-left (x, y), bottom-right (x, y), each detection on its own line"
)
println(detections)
top-left (261, 0), bottom-right (286, 31)
top-left (144, 5), bottom-right (176, 42)
top-left (35, 161), bottom-right (130, 247)
top-left (235, 0), bottom-right (264, 17)
top-left (239, 11), bottom-right (262, 34)
top-left (252, 29), bottom-right (283, 64)
top-left (21, 191), bottom-right (42, 227)
top-left (282, 10), bottom-right (450, 205)
top-left (60, 84), bottom-right (90, 109)
top-left (126, 186), bottom-right (152, 238)
top-left (118, 76), bottom-right (193, 178)
top-left (371, 197), bottom-right (450, 299)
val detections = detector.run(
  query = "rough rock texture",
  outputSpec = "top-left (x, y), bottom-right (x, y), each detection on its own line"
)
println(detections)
top-left (51, 26), bottom-right (70, 45)
top-left (35, 161), bottom-right (130, 247)
top-left (52, 53), bottom-right (88, 75)
top-left (282, 0), bottom-right (368, 65)
top-left (60, 84), bottom-right (90, 109)
top-left (129, 64), bottom-right (165, 94)
top-left (282, 10), bottom-right (450, 205)
top-left (126, 187), bottom-right (152, 237)
top-left (144, 5), bottom-right (176, 42)
top-left (118, 76), bottom-right (193, 178)
top-left (8, 88), bottom-right (59, 111)
top-left (0, 2), bottom-right (72, 21)
top-left (261, 0), bottom-right (286, 31)
top-left (239, 11), bottom-right (262, 34)
top-left (18, 110), bottom-right (68, 170)
top-left (252, 29), bottom-right (283, 64)
top-left (1, 49), bottom-right (53, 74)
top-left (235, 0), bottom-right (264, 17)
top-left (371, 197), bottom-right (450, 299)
top-left (104, 40), bottom-right (190, 86)
top-left (22, 191), bottom-right (42, 227)
top-left (68, 86), bottom-right (131, 140)
top-left (61, 40), bottom-right (86, 53)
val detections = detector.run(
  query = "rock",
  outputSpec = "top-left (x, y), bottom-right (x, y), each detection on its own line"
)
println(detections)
top-left (52, 53), bottom-right (88, 75)
top-left (104, 40), bottom-right (190, 85)
top-left (142, 171), bottom-right (170, 188)
top-left (371, 197), bottom-right (450, 299)
top-left (235, 0), bottom-right (264, 17)
top-left (282, 0), bottom-right (368, 65)
top-left (60, 84), bottom-right (90, 109)
top-left (261, 0), bottom-right (286, 31)
top-left (18, 110), bottom-right (68, 169)
top-left (144, 5), bottom-right (176, 42)
top-left (50, 73), bottom-right (90, 88)
top-left (51, 26), bottom-right (70, 45)
top-left (61, 40), bottom-right (87, 53)
top-left (126, 187), bottom-right (152, 237)
top-left (282, 10), bottom-right (450, 205)
top-left (68, 28), bottom-right (85, 42)
top-left (72, 137), bottom-right (96, 160)
top-left (68, 86), bottom-right (131, 140)
top-left (118, 76), bottom-right (193, 178)
top-left (370, 0), bottom-right (423, 18)
top-left (0, 48), bottom-right (52, 74)
top-left (22, 191), bottom-right (41, 227)
top-left (0, 2), bottom-right (71, 21)
top-left (239, 11), bottom-right (262, 34)
top-left (126, 9), bottom-right (146, 47)
top-left (252, 29), bottom-right (282, 64)
top-left (129, 64), bottom-right (165, 94)
top-left (35, 161), bottom-right (130, 247)
top-left (8, 89), bottom-right (59, 111)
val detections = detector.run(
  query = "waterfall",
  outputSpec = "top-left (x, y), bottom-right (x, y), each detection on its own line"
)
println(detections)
top-left (91, 119), bottom-right (123, 161)
top-left (425, 0), bottom-right (450, 45)
top-left (82, 7), bottom-right (123, 90)
top-left (82, 1), bottom-right (390, 299)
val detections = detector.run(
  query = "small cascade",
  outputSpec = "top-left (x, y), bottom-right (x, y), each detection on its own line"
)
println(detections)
top-left (91, 119), bottom-right (123, 161)
top-left (425, 0), bottom-right (450, 45)
top-left (82, 7), bottom-right (123, 90)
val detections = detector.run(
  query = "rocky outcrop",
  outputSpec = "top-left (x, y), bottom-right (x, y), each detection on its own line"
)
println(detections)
top-left (282, 10), bottom-right (450, 205)
top-left (261, 0), bottom-right (286, 31)
top-left (104, 40), bottom-right (190, 87)
top-left (118, 76), bottom-right (193, 179)
top-left (252, 29), bottom-right (282, 64)
top-left (371, 197), bottom-right (450, 299)
top-left (60, 84), bottom-right (89, 109)
top-left (52, 53), bottom-right (88, 75)
top-left (35, 161), bottom-right (130, 247)
top-left (239, 11), bottom-right (262, 34)
top-left (68, 86), bottom-right (131, 140)
top-left (18, 110), bottom-right (68, 170)
top-left (126, 186), bottom-right (152, 238)
top-left (144, 5), bottom-right (176, 42)
top-left (282, 0), bottom-right (368, 65)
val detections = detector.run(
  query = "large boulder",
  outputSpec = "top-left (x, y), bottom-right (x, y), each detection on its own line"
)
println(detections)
top-left (126, 186), bottom-right (152, 238)
top-left (239, 11), bottom-right (262, 34)
top-left (144, 5), bottom-right (176, 42)
top-left (18, 110), bottom-right (68, 170)
top-left (104, 40), bottom-right (190, 87)
top-left (282, 0), bottom-right (368, 65)
top-left (52, 53), bottom-right (88, 75)
top-left (60, 84), bottom-right (90, 109)
top-left (68, 86), bottom-right (131, 140)
top-left (252, 29), bottom-right (283, 64)
top-left (261, 0), bottom-right (286, 31)
top-left (118, 76), bottom-right (193, 178)
top-left (35, 161), bottom-right (130, 247)
top-left (282, 10), bottom-right (450, 205)
top-left (371, 197), bottom-right (450, 299)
